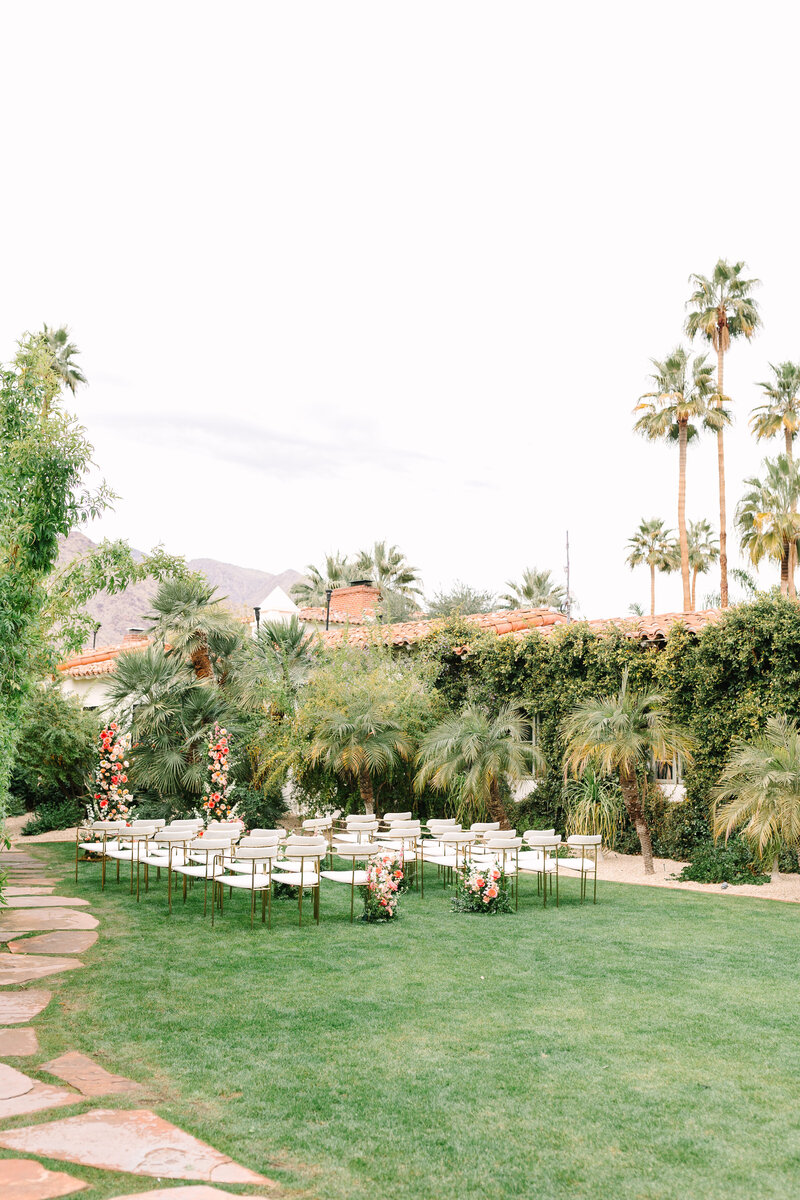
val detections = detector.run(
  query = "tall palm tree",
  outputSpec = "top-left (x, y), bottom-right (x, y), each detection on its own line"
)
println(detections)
top-left (309, 698), bottom-right (414, 814)
top-left (42, 324), bottom-right (87, 394)
top-left (146, 575), bottom-right (244, 680)
top-left (687, 519), bottom-right (719, 611)
top-left (626, 519), bottom-right (678, 616)
top-left (750, 362), bottom-right (800, 587)
top-left (634, 347), bottom-right (716, 609)
top-left (234, 615), bottom-right (317, 713)
top-left (355, 541), bottom-right (423, 601)
top-left (736, 456), bottom-right (800, 597)
top-left (500, 567), bottom-right (566, 611)
top-left (713, 715), bottom-right (800, 879)
top-left (289, 553), bottom-right (358, 607)
top-left (685, 260), bottom-right (762, 608)
top-left (562, 670), bottom-right (693, 874)
top-left (415, 704), bottom-right (540, 828)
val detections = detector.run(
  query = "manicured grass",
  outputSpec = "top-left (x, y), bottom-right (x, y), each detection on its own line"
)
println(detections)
top-left (4, 844), bottom-right (800, 1200)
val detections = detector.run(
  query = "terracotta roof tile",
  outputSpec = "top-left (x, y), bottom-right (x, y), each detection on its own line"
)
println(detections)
top-left (58, 637), bottom-right (150, 679)
top-left (321, 608), bottom-right (569, 650)
top-left (298, 606), bottom-right (366, 626)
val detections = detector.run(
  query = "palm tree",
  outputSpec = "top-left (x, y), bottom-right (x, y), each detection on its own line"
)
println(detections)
top-left (685, 260), bottom-right (762, 608)
top-left (42, 324), bottom-right (87, 394)
top-left (687, 519), bottom-right (720, 611)
top-left (626, 519), bottom-right (678, 616)
top-left (106, 644), bottom-right (227, 804)
top-left (634, 347), bottom-right (716, 609)
top-left (713, 715), bottom-right (800, 879)
top-left (356, 541), bottom-right (423, 602)
top-left (500, 567), bottom-right (567, 611)
top-left (234, 616), bottom-right (317, 713)
top-left (750, 362), bottom-right (800, 587)
top-left (736, 456), bottom-right (800, 597)
top-left (145, 575), bottom-right (244, 680)
top-left (309, 698), bottom-right (414, 814)
top-left (415, 704), bottom-right (540, 828)
top-left (289, 553), bottom-right (358, 608)
top-left (562, 671), bottom-right (693, 874)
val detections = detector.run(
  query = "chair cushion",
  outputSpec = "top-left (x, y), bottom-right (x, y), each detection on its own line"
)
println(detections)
top-left (320, 869), bottom-right (368, 885)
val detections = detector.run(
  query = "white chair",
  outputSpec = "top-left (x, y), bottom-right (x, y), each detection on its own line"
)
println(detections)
top-left (477, 836), bottom-right (523, 910)
top-left (321, 841), bottom-right (384, 922)
top-left (381, 811), bottom-right (413, 828)
top-left (334, 819), bottom-right (380, 844)
top-left (75, 820), bottom-right (128, 889)
top-left (559, 834), bottom-right (601, 904)
top-left (171, 837), bottom-right (233, 915)
top-left (251, 827), bottom-right (286, 839)
top-left (518, 834), bottom-right (562, 907)
top-left (272, 840), bottom-right (325, 926)
top-left (145, 828), bottom-right (197, 912)
top-left (216, 845), bottom-right (280, 927)
top-left (421, 831), bottom-right (478, 898)
top-left (470, 822), bottom-right (501, 839)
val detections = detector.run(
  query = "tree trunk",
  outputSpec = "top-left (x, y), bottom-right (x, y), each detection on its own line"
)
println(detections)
top-left (357, 769), bottom-right (375, 815)
top-left (717, 345), bottom-right (728, 609)
top-left (487, 778), bottom-right (511, 829)
top-left (787, 427), bottom-right (797, 600)
top-left (678, 420), bottom-right (691, 610)
top-left (780, 548), bottom-right (789, 595)
top-left (650, 563), bottom-right (655, 617)
top-left (771, 854), bottom-right (780, 884)
top-left (190, 635), bottom-right (214, 680)
top-left (691, 568), bottom-right (698, 611)
top-left (619, 767), bottom-right (654, 874)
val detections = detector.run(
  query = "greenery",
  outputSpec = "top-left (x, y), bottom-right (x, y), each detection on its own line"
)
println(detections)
top-left (676, 838), bottom-right (770, 885)
top-left (626, 517), bottom-right (677, 616)
top-left (9, 685), bottom-right (99, 822)
top-left (19, 842), bottom-right (800, 1200)
top-left (425, 580), bottom-right (497, 618)
top-left (565, 768), bottom-right (625, 843)
top-left (736, 454), bottom-right (800, 597)
top-left (290, 541), bottom-right (422, 619)
top-left (500, 566), bottom-right (567, 611)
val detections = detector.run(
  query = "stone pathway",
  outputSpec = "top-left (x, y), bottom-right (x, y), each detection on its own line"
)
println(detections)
top-left (0, 846), bottom-right (277, 1199)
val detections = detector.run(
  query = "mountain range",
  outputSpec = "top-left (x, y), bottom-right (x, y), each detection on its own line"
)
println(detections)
top-left (57, 532), bottom-right (302, 649)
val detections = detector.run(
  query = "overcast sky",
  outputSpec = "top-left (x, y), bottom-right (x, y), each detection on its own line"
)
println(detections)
top-left (3, 2), bottom-right (799, 618)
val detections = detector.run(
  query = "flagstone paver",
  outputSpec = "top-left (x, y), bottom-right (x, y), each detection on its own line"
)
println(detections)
top-left (40, 1052), bottom-right (140, 1098)
top-left (0, 1109), bottom-right (276, 1185)
top-left (0, 954), bottom-right (84, 985)
top-left (5, 888), bottom-right (56, 896)
top-left (3, 897), bottom-right (90, 909)
top-left (0, 1081), bottom-right (82, 1120)
top-left (7, 932), bottom-right (98, 956)
top-left (0, 989), bottom-right (52, 1024)
top-left (107, 1188), bottom-right (264, 1200)
top-left (0, 909), bottom-right (99, 933)
top-left (0, 1026), bottom-right (40, 1055)
top-left (0, 1062), bottom-right (36, 1099)
top-left (0, 1158), bottom-right (87, 1200)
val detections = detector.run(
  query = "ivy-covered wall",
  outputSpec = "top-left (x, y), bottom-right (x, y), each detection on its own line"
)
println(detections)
top-left (413, 597), bottom-right (800, 856)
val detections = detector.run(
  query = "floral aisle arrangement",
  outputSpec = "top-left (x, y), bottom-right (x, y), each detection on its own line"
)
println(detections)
top-left (201, 724), bottom-right (239, 824)
top-left (85, 723), bottom-right (135, 823)
top-left (452, 859), bottom-right (511, 914)
top-left (360, 854), bottom-right (403, 921)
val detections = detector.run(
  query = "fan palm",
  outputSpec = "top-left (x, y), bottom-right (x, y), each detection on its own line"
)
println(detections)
top-left (415, 704), bottom-right (540, 828)
top-left (634, 347), bottom-right (717, 610)
top-left (736, 456), bottom-right (800, 597)
top-left (687, 519), bottom-right (719, 611)
top-left (355, 540), bottom-right (423, 601)
top-left (145, 575), bottom-right (243, 680)
top-left (234, 615), bottom-right (317, 713)
top-left (42, 324), bottom-right (87, 394)
top-left (105, 644), bottom-right (227, 803)
top-left (626, 519), bottom-right (678, 616)
top-left (685, 260), bottom-right (761, 607)
top-left (750, 362), bottom-right (800, 587)
top-left (309, 698), bottom-right (414, 814)
top-left (713, 715), bottom-right (800, 879)
top-left (289, 553), bottom-right (358, 608)
top-left (565, 769), bottom-right (625, 845)
top-left (562, 670), bottom-right (693, 874)
top-left (500, 567), bottom-right (566, 611)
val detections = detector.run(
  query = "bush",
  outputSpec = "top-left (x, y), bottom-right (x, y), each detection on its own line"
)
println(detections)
top-left (23, 797), bottom-right (85, 835)
top-left (676, 839), bottom-right (769, 885)
top-left (9, 686), bottom-right (99, 818)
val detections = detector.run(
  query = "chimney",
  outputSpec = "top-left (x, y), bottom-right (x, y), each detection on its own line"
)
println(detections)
top-left (328, 582), bottom-right (381, 622)
top-left (122, 627), bottom-right (149, 645)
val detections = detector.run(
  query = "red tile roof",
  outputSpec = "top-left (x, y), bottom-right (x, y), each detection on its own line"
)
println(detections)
top-left (57, 634), bottom-right (150, 679)
top-left (321, 608), bottom-right (568, 649)
top-left (298, 606), bottom-right (366, 626)
top-left (528, 609), bottom-right (723, 643)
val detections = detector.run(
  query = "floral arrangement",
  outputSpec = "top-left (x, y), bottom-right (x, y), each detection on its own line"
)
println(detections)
top-left (451, 859), bottom-right (511, 914)
top-left (85, 723), bottom-right (135, 823)
top-left (201, 724), bottom-right (239, 824)
top-left (360, 854), bottom-right (403, 921)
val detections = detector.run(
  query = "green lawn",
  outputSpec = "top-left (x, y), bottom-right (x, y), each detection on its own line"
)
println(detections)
top-left (4, 844), bottom-right (800, 1200)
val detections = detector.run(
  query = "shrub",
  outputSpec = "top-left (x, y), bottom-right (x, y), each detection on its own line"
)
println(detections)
top-left (676, 839), bottom-right (769, 885)
top-left (23, 797), bottom-right (86, 835)
top-left (9, 686), bottom-right (99, 823)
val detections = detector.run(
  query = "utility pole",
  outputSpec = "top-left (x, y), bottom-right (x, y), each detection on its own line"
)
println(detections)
top-left (565, 530), bottom-right (572, 621)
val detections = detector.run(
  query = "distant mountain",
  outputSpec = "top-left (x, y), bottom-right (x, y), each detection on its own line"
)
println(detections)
top-left (56, 532), bottom-right (302, 649)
